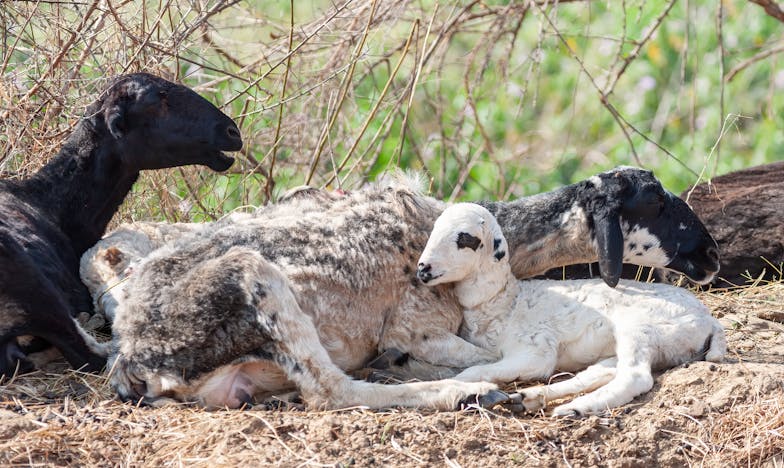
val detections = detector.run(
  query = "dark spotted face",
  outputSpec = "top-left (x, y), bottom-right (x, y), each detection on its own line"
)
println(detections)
top-left (590, 167), bottom-right (720, 285)
top-left (456, 232), bottom-right (482, 251)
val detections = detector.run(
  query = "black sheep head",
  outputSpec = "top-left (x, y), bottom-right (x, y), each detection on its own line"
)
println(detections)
top-left (94, 73), bottom-right (242, 172)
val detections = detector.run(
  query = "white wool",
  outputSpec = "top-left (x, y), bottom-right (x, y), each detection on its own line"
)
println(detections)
top-left (418, 203), bottom-right (727, 416)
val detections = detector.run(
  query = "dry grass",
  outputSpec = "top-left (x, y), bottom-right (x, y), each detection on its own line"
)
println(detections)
top-left (2, 1), bottom-right (784, 466)
top-left (1, 283), bottom-right (782, 467)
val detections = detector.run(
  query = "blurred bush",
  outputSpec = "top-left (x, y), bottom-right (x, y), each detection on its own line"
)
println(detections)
top-left (1, 0), bottom-right (782, 223)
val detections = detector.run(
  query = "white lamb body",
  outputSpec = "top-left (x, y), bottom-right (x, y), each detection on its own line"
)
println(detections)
top-left (417, 203), bottom-right (726, 416)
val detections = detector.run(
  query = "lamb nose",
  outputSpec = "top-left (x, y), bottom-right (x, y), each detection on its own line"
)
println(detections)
top-left (417, 263), bottom-right (432, 282)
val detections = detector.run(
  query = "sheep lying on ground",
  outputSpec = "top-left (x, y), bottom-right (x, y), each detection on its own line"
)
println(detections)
top-left (99, 167), bottom-right (721, 410)
top-left (0, 73), bottom-right (242, 378)
top-left (682, 161), bottom-right (784, 287)
top-left (416, 203), bottom-right (727, 416)
top-left (542, 162), bottom-right (784, 288)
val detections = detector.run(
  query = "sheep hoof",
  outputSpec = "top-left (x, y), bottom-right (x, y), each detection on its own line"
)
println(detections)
top-left (460, 389), bottom-right (512, 410)
top-left (551, 406), bottom-right (584, 418)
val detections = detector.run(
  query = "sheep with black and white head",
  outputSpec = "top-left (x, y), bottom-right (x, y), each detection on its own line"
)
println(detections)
top-left (417, 202), bottom-right (726, 416)
top-left (91, 167), bottom-right (721, 410)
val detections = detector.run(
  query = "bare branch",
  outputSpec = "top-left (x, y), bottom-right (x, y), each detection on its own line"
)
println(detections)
top-left (748, 0), bottom-right (784, 23)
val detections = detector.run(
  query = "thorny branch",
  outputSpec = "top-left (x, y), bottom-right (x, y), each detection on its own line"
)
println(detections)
top-left (0, 0), bottom-right (779, 220)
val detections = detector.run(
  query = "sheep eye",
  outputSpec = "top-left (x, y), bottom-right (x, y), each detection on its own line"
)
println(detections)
top-left (456, 232), bottom-right (481, 251)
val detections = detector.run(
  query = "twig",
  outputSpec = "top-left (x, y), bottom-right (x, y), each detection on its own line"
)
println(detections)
top-left (306, 0), bottom-right (378, 184)
top-left (535, 2), bottom-right (698, 176)
top-left (265, 0), bottom-right (296, 202)
top-left (715, 0), bottom-right (726, 175)
top-left (603, 0), bottom-right (678, 97)
top-left (748, 0), bottom-right (784, 23)
top-left (725, 43), bottom-right (784, 82)
top-left (323, 20), bottom-right (418, 188)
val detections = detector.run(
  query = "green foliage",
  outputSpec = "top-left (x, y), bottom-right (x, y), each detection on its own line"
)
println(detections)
top-left (2, 0), bottom-right (782, 221)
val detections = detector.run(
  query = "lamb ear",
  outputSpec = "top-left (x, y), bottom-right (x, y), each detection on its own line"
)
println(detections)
top-left (593, 212), bottom-right (623, 287)
top-left (492, 237), bottom-right (506, 261)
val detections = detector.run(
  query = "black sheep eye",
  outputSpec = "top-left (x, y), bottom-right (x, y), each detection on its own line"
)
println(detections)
top-left (456, 232), bottom-right (481, 251)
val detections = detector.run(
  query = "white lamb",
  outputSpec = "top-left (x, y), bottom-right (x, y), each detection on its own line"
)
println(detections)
top-left (416, 203), bottom-right (727, 416)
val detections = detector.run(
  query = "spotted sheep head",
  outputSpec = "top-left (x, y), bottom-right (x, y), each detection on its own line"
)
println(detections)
top-left (417, 203), bottom-right (508, 286)
top-left (586, 167), bottom-right (720, 287)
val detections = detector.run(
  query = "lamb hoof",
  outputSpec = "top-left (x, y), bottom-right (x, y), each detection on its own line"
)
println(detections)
top-left (459, 390), bottom-right (512, 410)
top-left (551, 406), bottom-right (584, 418)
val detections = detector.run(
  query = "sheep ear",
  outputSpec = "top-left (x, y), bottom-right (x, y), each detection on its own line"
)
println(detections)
top-left (492, 237), bottom-right (506, 261)
top-left (593, 212), bottom-right (623, 287)
top-left (106, 107), bottom-right (125, 139)
top-left (104, 81), bottom-right (146, 139)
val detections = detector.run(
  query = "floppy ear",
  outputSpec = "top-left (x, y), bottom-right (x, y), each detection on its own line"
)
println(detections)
top-left (489, 223), bottom-right (507, 262)
top-left (593, 211), bottom-right (623, 287)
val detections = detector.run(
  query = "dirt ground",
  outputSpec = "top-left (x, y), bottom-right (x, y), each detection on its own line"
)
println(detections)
top-left (1, 284), bottom-right (782, 467)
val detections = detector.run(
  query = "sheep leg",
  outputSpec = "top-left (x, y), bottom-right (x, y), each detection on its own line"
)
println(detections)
top-left (205, 249), bottom-right (503, 411)
top-left (387, 330), bottom-right (500, 369)
top-left (30, 318), bottom-right (107, 373)
top-left (1, 238), bottom-right (106, 375)
top-left (9, 285), bottom-right (106, 374)
top-left (364, 352), bottom-right (462, 382)
top-left (0, 308), bottom-right (104, 378)
top-left (518, 357), bottom-right (618, 412)
top-left (551, 330), bottom-right (654, 417)
top-left (452, 349), bottom-right (558, 384)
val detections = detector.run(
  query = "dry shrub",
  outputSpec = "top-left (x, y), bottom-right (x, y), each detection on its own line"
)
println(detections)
top-left (6, 0), bottom-right (781, 224)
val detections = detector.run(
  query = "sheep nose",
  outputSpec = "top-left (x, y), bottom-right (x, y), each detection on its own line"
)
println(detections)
top-left (117, 378), bottom-right (147, 403)
top-left (217, 122), bottom-right (243, 151)
top-left (417, 263), bottom-right (432, 283)
top-left (706, 246), bottom-right (720, 264)
top-left (226, 124), bottom-right (241, 142)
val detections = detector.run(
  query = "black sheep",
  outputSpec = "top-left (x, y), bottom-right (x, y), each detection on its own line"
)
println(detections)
top-left (0, 73), bottom-right (242, 378)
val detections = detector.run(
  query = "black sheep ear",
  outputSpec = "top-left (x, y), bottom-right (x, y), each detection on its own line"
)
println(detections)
top-left (106, 106), bottom-right (125, 139)
top-left (104, 81), bottom-right (147, 139)
top-left (593, 212), bottom-right (623, 287)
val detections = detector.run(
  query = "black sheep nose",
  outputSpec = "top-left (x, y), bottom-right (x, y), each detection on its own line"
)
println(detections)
top-left (706, 246), bottom-right (720, 264)
top-left (217, 123), bottom-right (243, 151)
top-left (417, 263), bottom-right (432, 283)
top-left (226, 124), bottom-right (241, 141)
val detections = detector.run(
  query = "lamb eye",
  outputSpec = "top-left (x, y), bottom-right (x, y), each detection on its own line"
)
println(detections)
top-left (456, 232), bottom-right (481, 251)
